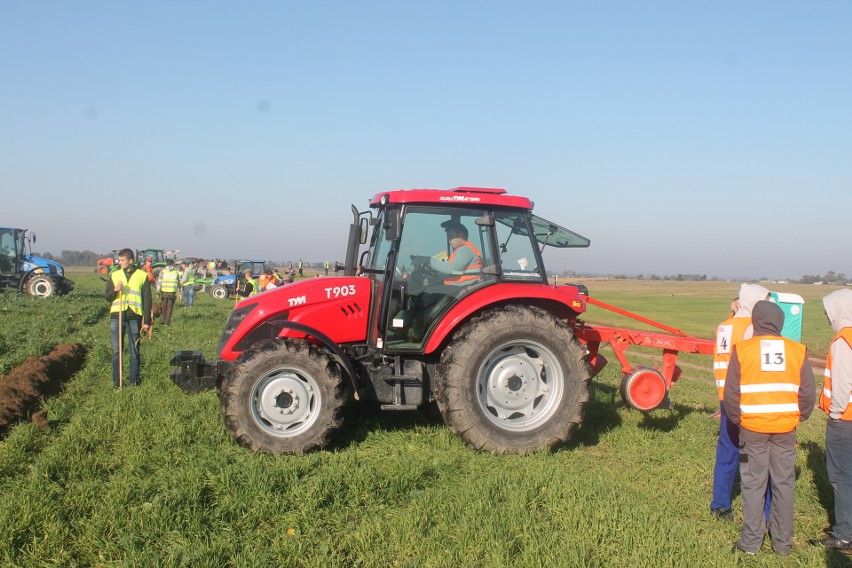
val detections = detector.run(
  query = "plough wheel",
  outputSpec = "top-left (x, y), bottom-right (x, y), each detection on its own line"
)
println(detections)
top-left (620, 366), bottom-right (667, 411)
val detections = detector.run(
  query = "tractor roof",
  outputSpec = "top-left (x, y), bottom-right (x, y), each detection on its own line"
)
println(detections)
top-left (370, 187), bottom-right (533, 210)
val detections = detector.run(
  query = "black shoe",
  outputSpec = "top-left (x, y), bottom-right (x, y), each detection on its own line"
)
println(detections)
top-left (810, 535), bottom-right (852, 551)
top-left (732, 542), bottom-right (756, 555)
top-left (711, 507), bottom-right (733, 521)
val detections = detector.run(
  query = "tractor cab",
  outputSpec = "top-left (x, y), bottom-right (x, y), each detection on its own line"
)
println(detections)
top-left (348, 187), bottom-right (590, 352)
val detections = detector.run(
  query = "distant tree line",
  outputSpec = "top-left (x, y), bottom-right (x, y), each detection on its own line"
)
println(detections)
top-left (798, 271), bottom-right (848, 285)
top-left (35, 250), bottom-right (104, 266)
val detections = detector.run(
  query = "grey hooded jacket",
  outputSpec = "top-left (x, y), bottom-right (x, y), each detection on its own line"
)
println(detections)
top-left (724, 300), bottom-right (816, 428)
top-left (823, 289), bottom-right (852, 418)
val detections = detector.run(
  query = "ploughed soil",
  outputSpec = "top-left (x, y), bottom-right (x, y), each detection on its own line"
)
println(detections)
top-left (0, 343), bottom-right (88, 436)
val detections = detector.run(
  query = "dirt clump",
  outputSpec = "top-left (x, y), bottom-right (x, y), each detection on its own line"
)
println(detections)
top-left (0, 343), bottom-right (88, 436)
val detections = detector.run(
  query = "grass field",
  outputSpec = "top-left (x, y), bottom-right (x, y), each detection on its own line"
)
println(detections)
top-left (1, 275), bottom-right (850, 567)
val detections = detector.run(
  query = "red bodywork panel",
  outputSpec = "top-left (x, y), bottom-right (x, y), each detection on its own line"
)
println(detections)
top-left (370, 187), bottom-right (533, 210)
top-left (423, 283), bottom-right (587, 354)
top-left (219, 277), bottom-right (371, 361)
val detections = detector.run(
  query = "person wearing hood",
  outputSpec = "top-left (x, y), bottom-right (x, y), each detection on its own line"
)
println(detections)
top-left (710, 283), bottom-right (770, 521)
top-left (813, 289), bottom-right (852, 551)
top-left (724, 300), bottom-right (816, 555)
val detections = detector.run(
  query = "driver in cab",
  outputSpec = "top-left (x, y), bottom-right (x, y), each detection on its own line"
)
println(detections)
top-left (413, 221), bottom-right (482, 285)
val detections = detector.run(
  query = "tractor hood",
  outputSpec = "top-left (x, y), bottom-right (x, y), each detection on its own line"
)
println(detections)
top-left (22, 254), bottom-right (65, 277)
top-left (218, 276), bottom-right (371, 361)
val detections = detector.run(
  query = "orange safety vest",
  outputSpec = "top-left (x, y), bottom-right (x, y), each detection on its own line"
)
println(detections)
top-left (735, 335), bottom-right (806, 434)
top-left (714, 316), bottom-right (752, 400)
top-left (258, 273), bottom-right (271, 290)
top-left (443, 241), bottom-right (483, 284)
top-left (819, 328), bottom-right (852, 420)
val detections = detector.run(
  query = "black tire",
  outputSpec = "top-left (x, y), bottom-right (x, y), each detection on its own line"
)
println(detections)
top-left (210, 284), bottom-right (229, 299)
top-left (436, 305), bottom-right (591, 454)
top-left (219, 338), bottom-right (348, 454)
top-left (27, 274), bottom-right (57, 298)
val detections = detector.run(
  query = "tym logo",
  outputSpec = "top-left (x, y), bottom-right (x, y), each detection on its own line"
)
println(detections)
top-left (288, 296), bottom-right (307, 307)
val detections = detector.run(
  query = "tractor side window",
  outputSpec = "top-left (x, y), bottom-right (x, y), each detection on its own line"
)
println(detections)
top-left (0, 230), bottom-right (16, 274)
top-left (495, 213), bottom-right (544, 282)
top-left (385, 208), bottom-right (496, 350)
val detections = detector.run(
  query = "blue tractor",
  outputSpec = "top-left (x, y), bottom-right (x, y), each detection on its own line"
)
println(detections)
top-left (208, 259), bottom-right (265, 299)
top-left (0, 227), bottom-right (74, 297)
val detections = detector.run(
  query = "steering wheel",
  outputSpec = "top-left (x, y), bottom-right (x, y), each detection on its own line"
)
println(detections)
top-left (406, 257), bottom-right (441, 294)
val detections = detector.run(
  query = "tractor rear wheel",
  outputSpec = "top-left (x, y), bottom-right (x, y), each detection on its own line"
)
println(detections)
top-left (210, 284), bottom-right (229, 299)
top-left (220, 338), bottom-right (348, 454)
top-left (27, 274), bottom-right (57, 297)
top-left (436, 305), bottom-right (591, 454)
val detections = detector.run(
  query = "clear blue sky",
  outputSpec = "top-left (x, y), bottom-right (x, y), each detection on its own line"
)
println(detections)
top-left (3, 2), bottom-right (850, 280)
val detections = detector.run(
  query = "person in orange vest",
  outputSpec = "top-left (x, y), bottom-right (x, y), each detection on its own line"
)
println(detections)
top-left (426, 220), bottom-right (483, 285)
top-left (724, 300), bottom-right (815, 555)
top-left (710, 283), bottom-right (770, 521)
top-left (812, 289), bottom-right (852, 551)
top-left (143, 257), bottom-right (155, 283)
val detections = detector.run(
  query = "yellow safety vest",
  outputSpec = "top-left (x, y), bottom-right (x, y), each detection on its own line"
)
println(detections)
top-left (160, 267), bottom-right (180, 293)
top-left (110, 268), bottom-right (148, 316)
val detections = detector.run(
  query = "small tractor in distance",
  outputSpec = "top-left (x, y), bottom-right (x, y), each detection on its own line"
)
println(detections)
top-left (207, 260), bottom-right (265, 299)
top-left (171, 187), bottom-right (713, 455)
top-left (0, 227), bottom-right (74, 297)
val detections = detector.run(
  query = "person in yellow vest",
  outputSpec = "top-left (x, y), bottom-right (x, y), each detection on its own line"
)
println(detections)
top-left (812, 289), bottom-right (852, 551)
top-left (724, 300), bottom-right (815, 555)
top-left (236, 269), bottom-right (259, 299)
top-left (710, 283), bottom-right (770, 521)
top-left (155, 258), bottom-right (181, 326)
top-left (180, 261), bottom-right (197, 307)
top-left (105, 248), bottom-right (152, 387)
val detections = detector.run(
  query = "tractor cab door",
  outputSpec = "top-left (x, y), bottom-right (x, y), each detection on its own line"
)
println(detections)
top-left (380, 207), bottom-right (498, 351)
top-left (0, 228), bottom-right (18, 275)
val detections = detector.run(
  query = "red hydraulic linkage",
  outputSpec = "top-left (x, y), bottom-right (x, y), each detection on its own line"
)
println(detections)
top-left (571, 296), bottom-right (715, 390)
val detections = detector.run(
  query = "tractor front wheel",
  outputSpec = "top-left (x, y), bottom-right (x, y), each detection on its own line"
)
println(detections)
top-left (27, 274), bottom-right (57, 298)
top-left (220, 338), bottom-right (348, 454)
top-left (210, 284), bottom-right (229, 299)
top-left (436, 305), bottom-right (591, 454)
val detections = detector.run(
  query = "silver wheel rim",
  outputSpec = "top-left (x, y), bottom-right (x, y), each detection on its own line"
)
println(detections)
top-left (31, 279), bottom-right (52, 297)
top-left (251, 366), bottom-right (321, 437)
top-left (476, 339), bottom-right (564, 432)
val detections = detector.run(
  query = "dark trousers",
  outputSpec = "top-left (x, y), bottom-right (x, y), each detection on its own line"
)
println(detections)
top-left (160, 292), bottom-right (176, 325)
top-left (737, 428), bottom-right (797, 554)
top-left (826, 418), bottom-right (852, 541)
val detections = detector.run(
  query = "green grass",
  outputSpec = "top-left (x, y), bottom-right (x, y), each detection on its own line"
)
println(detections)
top-left (0, 276), bottom-right (849, 566)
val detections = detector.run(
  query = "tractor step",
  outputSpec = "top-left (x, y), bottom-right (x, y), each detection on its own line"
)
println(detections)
top-left (380, 403), bottom-right (419, 411)
top-left (382, 374), bottom-right (423, 409)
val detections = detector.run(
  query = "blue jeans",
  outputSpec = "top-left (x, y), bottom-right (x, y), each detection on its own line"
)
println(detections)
top-left (111, 316), bottom-right (141, 386)
top-left (182, 285), bottom-right (195, 307)
top-left (826, 418), bottom-right (852, 541)
top-left (712, 403), bottom-right (771, 518)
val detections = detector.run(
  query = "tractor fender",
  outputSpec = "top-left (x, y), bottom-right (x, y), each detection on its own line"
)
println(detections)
top-left (423, 283), bottom-right (587, 354)
top-left (276, 320), bottom-right (363, 399)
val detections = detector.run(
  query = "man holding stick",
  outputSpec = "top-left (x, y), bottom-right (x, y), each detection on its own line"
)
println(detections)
top-left (106, 248), bottom-right (152, 388)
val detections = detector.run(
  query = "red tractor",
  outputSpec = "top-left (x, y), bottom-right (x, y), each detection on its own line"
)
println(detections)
top-left (171, 187), bottom-right (712, 455)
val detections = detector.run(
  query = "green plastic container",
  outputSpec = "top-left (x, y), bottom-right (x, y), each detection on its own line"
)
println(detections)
top-left (769, 291), bottom-right (804, 341)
